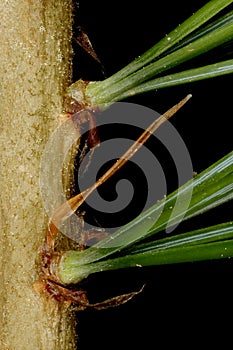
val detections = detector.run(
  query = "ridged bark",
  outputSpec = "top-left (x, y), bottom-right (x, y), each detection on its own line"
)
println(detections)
top-left (0, 1), bottom-right (78, 348)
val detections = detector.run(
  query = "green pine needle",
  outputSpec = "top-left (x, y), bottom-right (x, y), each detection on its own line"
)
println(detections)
top-left (57, 0), bottom-right (233, 285)
top-left (86, 0), bottom-right (233, 105)
top-left (58, 151), bottom-right (233, 284)
top-left (59, 222), bottom-right (233, 284)
top-left (116, 59), bottom-right (233, 100)
top-left (87, 0), bottom-right (233, 97)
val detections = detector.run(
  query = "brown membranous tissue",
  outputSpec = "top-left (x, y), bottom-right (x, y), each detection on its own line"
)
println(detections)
top-left (35, 85), bottom-right (191, 309)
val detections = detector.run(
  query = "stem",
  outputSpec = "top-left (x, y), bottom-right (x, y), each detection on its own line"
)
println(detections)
top-left (0, 1), bottom-right (76, 349)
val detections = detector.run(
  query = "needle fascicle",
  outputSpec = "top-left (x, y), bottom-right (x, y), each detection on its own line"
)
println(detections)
top-left (47, 94), bottom-right (192, 246)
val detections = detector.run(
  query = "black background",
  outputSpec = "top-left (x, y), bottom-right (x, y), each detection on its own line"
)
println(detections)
top-left (72, 1), bottom-right (233, 349)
